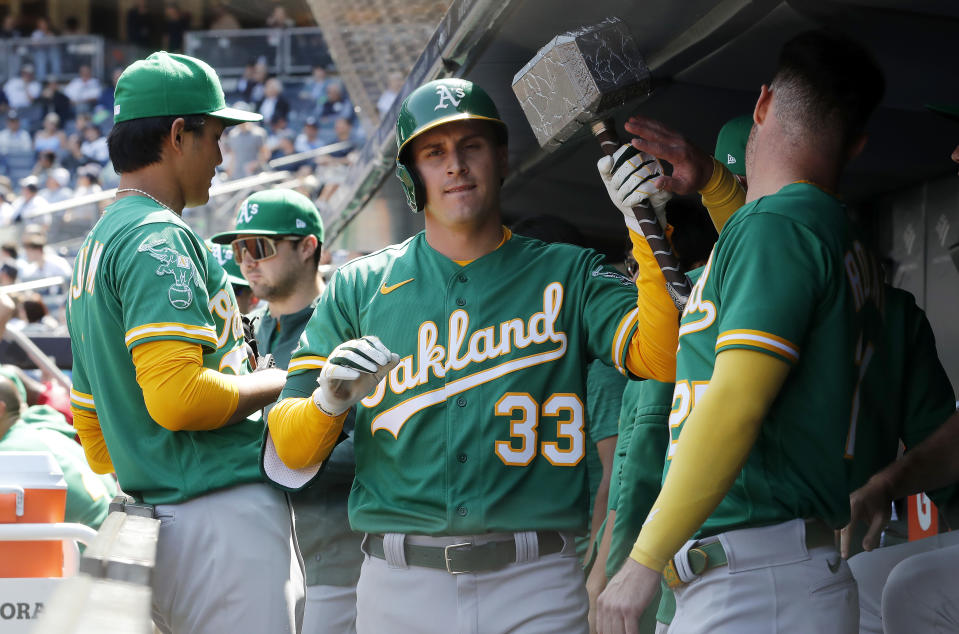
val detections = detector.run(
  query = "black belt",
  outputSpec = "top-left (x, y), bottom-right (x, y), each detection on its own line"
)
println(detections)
top-left (367, 531), bottom-right (565, 575)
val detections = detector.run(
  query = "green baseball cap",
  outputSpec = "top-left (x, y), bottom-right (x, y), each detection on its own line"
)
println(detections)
top-left (926, 103), bottom-right (959, 123)
top-left (210, 189), bottom-right (324, 245)
top-left (114, 51), bottom-right (262, 125)
top-left (713, 114), bottom-right (753, 176)
top-left (205, 239), bottom-right (248, 287)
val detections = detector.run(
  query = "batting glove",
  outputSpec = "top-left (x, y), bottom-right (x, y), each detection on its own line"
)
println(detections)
top-left (313, 336), bottom-right (400, 416)
top-left (598, 144), bottom-right (672, 231)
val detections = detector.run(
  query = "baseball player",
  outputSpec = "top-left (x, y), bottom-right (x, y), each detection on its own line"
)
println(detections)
top-left (0, 374), bottom-right (118, 531)
top-left (212, 189), bottom-right (364, 634)
top-left (597, 30), bottom-right (886, 633)
top-left (265, 77), bottom-right (681, 633)
top-left (206, 239), bottom-right (257, 314)
top-left (839, 102), bottom-right (959, 634)
top-left (65, 52), bottom-right (303, 633)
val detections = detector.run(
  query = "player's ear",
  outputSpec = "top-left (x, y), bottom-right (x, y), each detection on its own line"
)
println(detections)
top-left (846, 133), bottom-right (868, 161)
top-left (169, 118), bottom-right (186, 154)
top-left (753, 85), bottom-right (772, 126)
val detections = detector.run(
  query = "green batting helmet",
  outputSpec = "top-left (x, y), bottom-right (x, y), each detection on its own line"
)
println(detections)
top-left (394, 78), bottom-right (507, 212)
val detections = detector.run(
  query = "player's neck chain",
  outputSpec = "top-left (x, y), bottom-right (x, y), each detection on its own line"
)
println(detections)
top-left (116, 188), bottom-right (175, 213)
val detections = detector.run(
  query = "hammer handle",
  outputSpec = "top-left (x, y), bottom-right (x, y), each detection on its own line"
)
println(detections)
top-left (591, 119), bottom-right (691, 311)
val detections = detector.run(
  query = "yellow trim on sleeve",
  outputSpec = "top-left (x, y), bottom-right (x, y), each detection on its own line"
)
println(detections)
top-left (125, 322), bottom-right (218, 348)
top-left (699, 157), bottom-right (746, 233)
top-left (715, 329), bottom-right (799, 363)
top-left (287, 355), bottom-right (326, 373)
top-left (611, 307), bottom-right (640, 376)
top-left (70, 388), bottom-right (96, 410)
top-left (268, 396), bottom-right (348, 469)
top-left (132, 339), bottom-right (239, 431)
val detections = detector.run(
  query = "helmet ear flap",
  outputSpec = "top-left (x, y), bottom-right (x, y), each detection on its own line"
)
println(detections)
top-left (395, 163), bottom-right (425, 213)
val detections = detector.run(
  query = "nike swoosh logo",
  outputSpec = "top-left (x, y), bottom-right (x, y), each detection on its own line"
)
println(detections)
top-left (380, 278), bottom-right (415, 295)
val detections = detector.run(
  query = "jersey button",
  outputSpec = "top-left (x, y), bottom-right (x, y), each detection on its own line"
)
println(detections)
top-left (456, 505), bottom-right (468, 516)
top-left (456, 397), bottom-right (467, 407)
top-left (457, 274), bottom-right (468, 283)
top-left (457, 453), bottom-right (468, 463)
top-left (456, 297), bottom-right (466, 306)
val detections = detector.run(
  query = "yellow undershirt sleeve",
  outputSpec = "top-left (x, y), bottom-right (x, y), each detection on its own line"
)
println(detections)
top-left (267, 396), bottom-right (348, 469)
top-left (71, 406), bottom-right (115, 474)
top-left (132, 340), bottom-right (240, 432)
top-left (624, 227), bottom-right (679, 383)
top-left (629, 349), bottom-right (790, 571)
top-left (699, 157), bottom-right (747, 233)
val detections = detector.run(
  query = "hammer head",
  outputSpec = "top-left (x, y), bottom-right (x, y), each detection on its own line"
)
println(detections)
top-left (512, 17), bottom-right (651, 151)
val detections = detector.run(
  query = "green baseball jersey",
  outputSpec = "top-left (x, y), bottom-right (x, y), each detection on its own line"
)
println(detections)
top-left (66, 196), bottom-right (263, 504)
top-left (578, 359), bottom-right (627, 557)
top-left (255, 298), bottom-right (362, 587)
top-left (282, 231), bottom-right (643, 535)
top-left (1, 420), bottom-right (119, 530)
top-left (668, 182), bottom-right (882, 535)
top-left (849, 286), bottom-right (955, 500)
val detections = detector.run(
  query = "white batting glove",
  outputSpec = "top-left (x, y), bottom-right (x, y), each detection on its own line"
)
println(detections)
top-left (313, 336), bottom-right (400, 416)
top-left (597, 144), bottom-right (672, 231)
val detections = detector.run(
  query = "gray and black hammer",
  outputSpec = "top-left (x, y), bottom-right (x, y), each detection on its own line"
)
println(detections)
top-left (512, 17), bottom-right (691, 310)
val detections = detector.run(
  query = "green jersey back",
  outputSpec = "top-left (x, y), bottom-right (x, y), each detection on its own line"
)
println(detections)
top-left (66, 196), bottom-right (263, 504)
top-left (669, 183), bottom-right (882, 535)
top-left (849, 286), bottom-right (955, 499)
top-left (283, 231), bottom-right (642, 535)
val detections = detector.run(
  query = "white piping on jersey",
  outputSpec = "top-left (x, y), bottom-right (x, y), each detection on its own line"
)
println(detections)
top-left (124, 323), bottom-right (218, 347)
top-left (364, 282), bottom-right (568, 436)
top-left (70, 389), bottom-right (95, 407)
top-left (714, 331), bottom-right (799, 362)
top-left (610, 307), bottom-right (639, 375)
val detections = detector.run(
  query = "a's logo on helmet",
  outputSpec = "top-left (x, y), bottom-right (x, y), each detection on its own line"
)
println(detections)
top-left (434, 85), bottom-right (466, 111)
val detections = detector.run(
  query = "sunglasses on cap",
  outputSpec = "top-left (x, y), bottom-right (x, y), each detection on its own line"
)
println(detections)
top-left (230, 236), bottom-right (301, 263)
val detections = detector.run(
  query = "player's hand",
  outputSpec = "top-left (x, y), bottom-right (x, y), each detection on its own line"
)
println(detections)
top-left (586, 560), bottom-right (608, 634)
top-left (596, 558), bottom-right (661, 634)
top-left (313, 336), bottom-right (399, 416)
top-left (597, 144), bottom-right (671, 232)
top-left (624, 115), bottom-right (716, 196)
top-left (840, 473), bottom-right (893, 558)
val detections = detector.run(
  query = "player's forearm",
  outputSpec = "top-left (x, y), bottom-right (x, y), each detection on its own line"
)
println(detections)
top-left (625, 228), bottom-right (679, 382)
top-left (698, 158), bottom-right (746, 233)
top-left (630, 349), bottom-right (789, 571)
top-left (876, 410), bottom-right (959, 499)
top-left (227, 369), bottom-right (288, 425)
top-left (267, 396), bottom-right (347, 469)
top-left (71, 406), bottom-right (115, 474)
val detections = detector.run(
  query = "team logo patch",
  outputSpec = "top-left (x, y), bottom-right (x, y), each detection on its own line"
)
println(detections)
top-left (434, 84), bottom-right (465, 111)
top-left (590, 265), bottom-right (633, 286)
top-left (138, 238), bottom-right (204, 309)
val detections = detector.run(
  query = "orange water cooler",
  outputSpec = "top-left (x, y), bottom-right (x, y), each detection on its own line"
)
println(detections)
top-left (0, 452), bottom-right (68, 577)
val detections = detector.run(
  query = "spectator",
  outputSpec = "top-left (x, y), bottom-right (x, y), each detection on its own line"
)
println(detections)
top-left (61, 163), bottom-right (102, 231)
top-left (266, 4), bottom-right (295, 28)
top-left (300, 65), bottom-right (330, 106)
top-left (63, 64), bottom-right (102, 113)
top-left (16, 291), bottom-right (60, 332)
top-left (223, 117), bottom-right (267, 178)
top-left (0, 262), bottom-right (16, 286)
top-left (318, 117), bottom-right (357, 166)
top-left (0, 111), bottom-right (33, 155)
top-left (31, 150), bottom-right (57, 183)
top-left (39, 166), bottom-right (72, 204)
top-left (376, 71), bottom-right (404, 118)
top-left (95, 67), bottom-right (124, 117)
top-left (256, 77), bottom-right (290, 126)
top-left (0, 243), bottom-right (17, 262)
top-left (126, 0), bottom-right (153, 48)
top-left (0, 15), bottom-right (21, 39)
top-left (3, 64), bottom-right (41, 110)
top-left (79, 125), bottom-right (109, 165)
top-left (18, 226), bottom-right (71, 310)
top-left (294, 117), bottom-right (323, 154)
top-left (62, 16), bottom-right (83, 36)
top-left (33, 112), bottom-right (67, 157)
top-left (208, 2), bottom-right (241, 30)
top-left (5, 177), bottom-right (48, 224)
top-left (240, 61), bottom-right (268, 103)
top-left (37, 76), bottom-right (73, 123)
top-left (30, 17), bottom-right (62, 81)
top-left (266, 115), bottom-right (295, 150)
top-left (318, 81), bottom-right (354, 130)
top-left (162, 3), bottom-right (191, 52)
